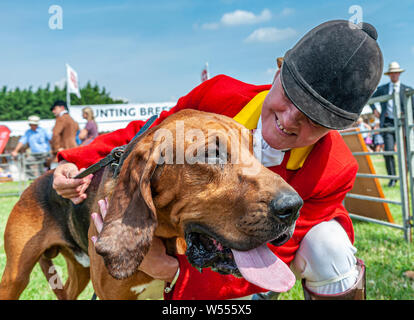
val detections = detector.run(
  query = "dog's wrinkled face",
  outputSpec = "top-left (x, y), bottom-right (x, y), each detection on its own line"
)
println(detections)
top-left (95, 109), bottom-right (302, 280)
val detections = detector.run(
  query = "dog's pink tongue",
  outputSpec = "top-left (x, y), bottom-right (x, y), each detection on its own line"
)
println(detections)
top-left (231, 244), bottom-right (295, 292)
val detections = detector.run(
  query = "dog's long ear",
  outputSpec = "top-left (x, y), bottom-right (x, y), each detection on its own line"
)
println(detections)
top-left (94, 132), bottom-right (159, 280)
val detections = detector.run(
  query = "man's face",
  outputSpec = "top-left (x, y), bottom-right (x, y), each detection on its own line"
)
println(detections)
top-left (261, 72), bottom-right (331, 150)
top-left (388, 72), bottom-right (401, 83)
top-left (52, 105), bottom-right (65, 117)
top-left (29, 124), bottom-right (38, 131)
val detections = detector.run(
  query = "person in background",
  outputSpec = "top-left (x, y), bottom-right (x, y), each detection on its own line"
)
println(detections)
top-left (370, 62), bottom-right (412, 187)
top-left (11, 115), bottom-right (51, 178)
top-left (50, 100), bottom-right (79, 168)
top-left (78, 107), bottom-right (98, 146)
top-left (372, 121), bottom-right (385, 152)
top-left (356, 117), bottom-right (373, 151)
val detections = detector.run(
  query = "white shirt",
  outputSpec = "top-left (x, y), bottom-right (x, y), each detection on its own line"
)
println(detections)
top-left (386, 81), bottom-right (400, 119)
top-left (58, 110), bottom-right (68, 117)
top-left (252, 115), bottom-right (285, 167)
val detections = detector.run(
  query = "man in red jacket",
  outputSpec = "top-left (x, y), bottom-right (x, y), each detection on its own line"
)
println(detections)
top-left (53, 20), bottom-right (383, 300)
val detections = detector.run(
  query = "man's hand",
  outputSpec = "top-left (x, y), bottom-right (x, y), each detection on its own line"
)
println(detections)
top-left (11, 142), bottom-right (23, 158)
top-left (91, 198), bottom-right (179, 283)
top-left (52, 160), bottom-right (93, 204)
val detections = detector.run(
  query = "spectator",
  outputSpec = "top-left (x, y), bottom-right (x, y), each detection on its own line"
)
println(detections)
top-left (356, 117), bottom-right (373, 151)
top-left (11, 115), bottom-right (51, 178)
top-left (370, 61), bottom-right (413, 187)
top-left (50, 100), bottom-right (79, 168)
top-left (372, 121), bottom-right (385, 152)
top-left (78, 107), bottom-right (98, 146)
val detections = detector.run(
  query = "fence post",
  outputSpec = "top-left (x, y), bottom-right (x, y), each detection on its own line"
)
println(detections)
top-left (393, 89), bottom-right (411, 242)
top-left (404, 91), bottom-right (414, 242)
top-left (18, 153), bottom-right (24, 194)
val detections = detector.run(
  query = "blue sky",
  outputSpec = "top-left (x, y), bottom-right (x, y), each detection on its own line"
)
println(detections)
top-left (1, 0), bottom-right (414, 103)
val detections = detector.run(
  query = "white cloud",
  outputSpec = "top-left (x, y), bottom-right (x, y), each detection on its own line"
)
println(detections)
top-left (280, 8), bottom-right (294, 16)
top-left (411, 46), bottom-right (414, 54)
top-left (244, 27), bottom-right (297, 43)
top-left (221, 9), bottom-right (271, 26)
top-left (54, 77), bottom-right (66, 89)
top-left (202, 9), bottom-right (272, 30)
top-left (201, 22), bottom-right (220, 30)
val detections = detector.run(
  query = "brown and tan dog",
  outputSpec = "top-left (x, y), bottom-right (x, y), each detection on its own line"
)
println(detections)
top-left (0, 110), bottom-right (302, 300)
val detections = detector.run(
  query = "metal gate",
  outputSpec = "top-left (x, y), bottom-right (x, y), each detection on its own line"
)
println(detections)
top-left (341, 90), bottom-right (413, 242)
top-left (0, 152), bottom-right (51, 197)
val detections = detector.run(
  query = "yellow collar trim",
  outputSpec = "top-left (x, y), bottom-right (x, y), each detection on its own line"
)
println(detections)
top-left (232, 90), bottom-right (313, 170)
top-left (286, 145), bottom-right (314, 170)
top-left (232, 90), bottom-right (269, 130)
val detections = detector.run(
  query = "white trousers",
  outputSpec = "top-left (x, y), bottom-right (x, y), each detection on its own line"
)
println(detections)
top-left (290, 219), bottom-right (359, 294)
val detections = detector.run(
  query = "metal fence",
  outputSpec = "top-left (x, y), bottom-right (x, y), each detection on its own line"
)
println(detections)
top-left (0, 152), bottom-right (51, 196)
top-left (341, 89), bottom-right (414, 242)
top-left (404, 89), bottom-right (414, 242)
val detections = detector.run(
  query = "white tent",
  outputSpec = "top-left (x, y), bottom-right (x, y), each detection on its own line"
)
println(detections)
top-left (0, 102), bottom-right (176, 137)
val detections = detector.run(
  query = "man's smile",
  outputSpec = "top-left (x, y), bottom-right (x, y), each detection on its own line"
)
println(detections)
top-left (274, 113), bottom-right (295, 136)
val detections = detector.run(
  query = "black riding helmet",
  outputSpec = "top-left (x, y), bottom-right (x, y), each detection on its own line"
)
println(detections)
top-left (280, 20), bottom-right (383, 130)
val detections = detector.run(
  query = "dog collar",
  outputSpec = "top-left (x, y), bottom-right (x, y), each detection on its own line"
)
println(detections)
top-left (164, 267), bottom-right (180, 294)
top-left (74, 115), bottom-right (158, 179)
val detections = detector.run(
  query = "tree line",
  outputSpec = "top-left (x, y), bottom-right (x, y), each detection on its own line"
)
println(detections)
top-left (0, 82), bottom-right (125, 121)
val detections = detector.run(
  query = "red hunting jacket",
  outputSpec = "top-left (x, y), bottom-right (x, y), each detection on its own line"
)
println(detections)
top-left (58, 75), bottom-right (358, 300)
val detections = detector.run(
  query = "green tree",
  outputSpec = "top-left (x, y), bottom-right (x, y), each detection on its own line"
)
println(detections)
top-left (0, 82), bottom-right (125, 121)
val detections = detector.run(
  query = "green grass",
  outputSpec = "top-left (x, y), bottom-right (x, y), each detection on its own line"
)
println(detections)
top-left (0, 181), bottom-right (26, 196)
top-left (0, 156), bottom-right (413, 300)
top-left (0, 182), bottom-right (94, 300)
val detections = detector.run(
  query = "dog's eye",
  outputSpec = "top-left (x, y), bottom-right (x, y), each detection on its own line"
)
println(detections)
top-left (206, 147), bottom-right (227, 165)
top-left (204, 136), bottom-right (228, 166)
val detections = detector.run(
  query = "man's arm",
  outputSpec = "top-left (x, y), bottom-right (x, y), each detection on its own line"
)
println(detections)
top-left (51, 117), bottom-right (64, 153)
top-left (11, 142), bottom-right (24, 157)
top-left (401, 84), bottom-right (413, 115)
top-left (11, 133), bottom-right (28, 157)
top-left (369, 86), bottom-right (383, 118)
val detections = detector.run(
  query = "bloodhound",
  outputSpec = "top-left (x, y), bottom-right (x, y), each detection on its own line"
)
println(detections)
top-left (0, 109), bottom-right (302, 300)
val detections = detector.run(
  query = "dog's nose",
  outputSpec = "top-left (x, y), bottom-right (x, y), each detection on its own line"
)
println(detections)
top-left (269, 191), bottom-right (303, 225)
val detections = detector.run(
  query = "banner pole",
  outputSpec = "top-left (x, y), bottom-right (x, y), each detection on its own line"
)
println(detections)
top-left (66, 87), bottom-right (71, 108)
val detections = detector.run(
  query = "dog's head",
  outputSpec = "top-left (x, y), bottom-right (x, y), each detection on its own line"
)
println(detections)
top-left (95, 109), bottom-right (302, 279)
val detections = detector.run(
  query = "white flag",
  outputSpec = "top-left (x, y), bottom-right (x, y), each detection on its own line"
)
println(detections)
top-left (66, 64), bottom-right (81, 98)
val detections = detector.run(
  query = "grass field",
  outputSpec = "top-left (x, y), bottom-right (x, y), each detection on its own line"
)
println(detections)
top-left (0, 155), bottom-right (413, 300)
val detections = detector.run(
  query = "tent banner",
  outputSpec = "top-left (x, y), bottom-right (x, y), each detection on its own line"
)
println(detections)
top-left (68, 102), bottom-right (175, 123)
